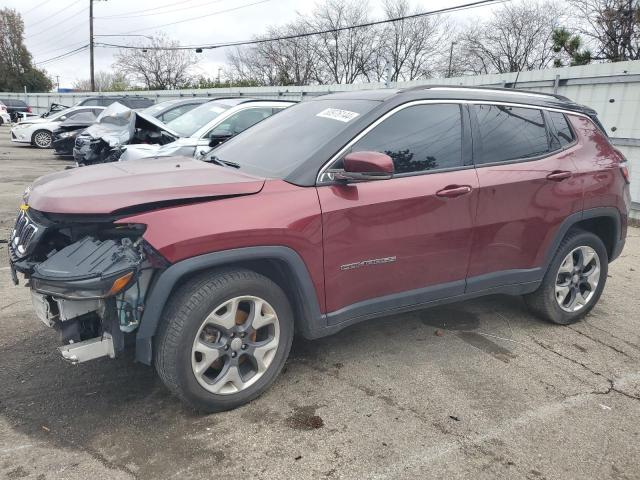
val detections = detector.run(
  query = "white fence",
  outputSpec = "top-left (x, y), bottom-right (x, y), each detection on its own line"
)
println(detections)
top-left (2, 61), bottom-right (640, 217)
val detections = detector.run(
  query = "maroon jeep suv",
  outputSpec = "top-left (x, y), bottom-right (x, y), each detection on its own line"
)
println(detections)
top-left (9, 87), bottom-right (630, 412)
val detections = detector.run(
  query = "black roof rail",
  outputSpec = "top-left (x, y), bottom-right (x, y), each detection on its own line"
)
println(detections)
top-left (401, 85), bottom-right (572, 103)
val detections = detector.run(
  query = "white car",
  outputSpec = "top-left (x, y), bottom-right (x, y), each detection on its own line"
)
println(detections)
top-left (11, 106), bottom-right (105, 148)
top-left (0, 102), bottom-right (10, 125)
top-left (120, 99), bottom-right (295, 161)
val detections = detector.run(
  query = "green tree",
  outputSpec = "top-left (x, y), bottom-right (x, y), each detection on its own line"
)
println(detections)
top-left (552, 27), bottom-right (592, 66)
top-left (0, 8), bottom-right (52, 92)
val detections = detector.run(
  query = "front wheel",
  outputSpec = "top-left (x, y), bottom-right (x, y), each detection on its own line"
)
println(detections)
top-left (32, 129), bottom-right (52, 148)
top-left (154, 269), bottom-right (294, 412)
top-left (525, 230), bottom-right (608, 325)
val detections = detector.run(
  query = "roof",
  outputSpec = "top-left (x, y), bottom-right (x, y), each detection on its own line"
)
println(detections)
top-left (314, 85), bottom-right (596, 116)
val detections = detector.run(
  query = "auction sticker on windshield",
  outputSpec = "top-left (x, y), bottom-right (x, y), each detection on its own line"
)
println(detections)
top-left (316, 108), bottom-right (360, 122)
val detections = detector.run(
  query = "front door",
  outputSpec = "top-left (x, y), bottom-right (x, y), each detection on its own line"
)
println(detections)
top-left (317, 103), bottom-right (478, 320)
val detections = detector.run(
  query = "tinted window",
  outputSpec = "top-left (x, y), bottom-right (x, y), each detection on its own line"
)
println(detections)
top-left (160, 104), bottom-right (199, 123)
top-left (212, 99), bottom-right (378, 178)
top-left (207, 107), bottom-right (274, 137)
top-left (548, 111), bottom-right (574, 149)
top-left (125, 98), bottom-right (154, 108)
top-left (81, 99), bottom-right (100, 106)
top-left (475, 105), bottom-right (549, 164)
top-left (346, 104), bottom-right (462, 174)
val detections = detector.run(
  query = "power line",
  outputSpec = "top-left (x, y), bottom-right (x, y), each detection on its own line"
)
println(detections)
top-left (35, 44), bottom-right (89, 66)
top-left (96, 0), bottom-right (227, 19)
top-left (26, 0), bottom-right (84, 31)
top-left (96, 0), bottom-right (506, 52)
top-left (26, 9), bottom-right (88, 40)
top-left (106, 0), bottom-right (271, 35)
top-left (31, 39), bottom-right (88, 58)
top-left (23, 0), bottom-right (55, 16)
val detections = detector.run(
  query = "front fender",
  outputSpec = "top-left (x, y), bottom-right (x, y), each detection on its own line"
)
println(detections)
top-left (135, 246), bottom-right (325, 364)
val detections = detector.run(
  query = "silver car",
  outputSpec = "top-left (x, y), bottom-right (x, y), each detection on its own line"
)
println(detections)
top-left (120, 98), bottom-right (295, 161)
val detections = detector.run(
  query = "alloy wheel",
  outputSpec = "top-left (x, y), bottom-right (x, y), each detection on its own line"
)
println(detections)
top-left (191, 296), bottom-right (280, 395)
top-left (34, 131), bottom-right (52, 148)
top-left (555, 246), bottom-right (601, 312)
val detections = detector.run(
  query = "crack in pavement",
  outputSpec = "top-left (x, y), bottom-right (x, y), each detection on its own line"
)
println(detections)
top-left (566, 325), bottom-right (632, 358)
top-left (532, 339), bottom-right (640, 402)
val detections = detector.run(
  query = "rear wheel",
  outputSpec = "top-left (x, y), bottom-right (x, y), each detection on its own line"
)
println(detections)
top-left (154, 269), bottom-right (294, 412)
top-left (32, 129), bottom-right (52, 148)
top-left (525, 230), bottom-right (608, 325)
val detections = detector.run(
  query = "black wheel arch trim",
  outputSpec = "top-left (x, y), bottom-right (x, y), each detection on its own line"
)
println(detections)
top-left (135, 246), bottom-right (325, 364)
top-left (545, 207), bottom-right (624, 266)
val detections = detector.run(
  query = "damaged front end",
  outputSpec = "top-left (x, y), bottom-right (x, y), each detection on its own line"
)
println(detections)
top-left (9, 206), bottom-right (166, 364)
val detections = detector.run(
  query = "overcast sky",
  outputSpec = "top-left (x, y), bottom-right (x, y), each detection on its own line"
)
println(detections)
top-left (6, 0), bottom-right (501, 89)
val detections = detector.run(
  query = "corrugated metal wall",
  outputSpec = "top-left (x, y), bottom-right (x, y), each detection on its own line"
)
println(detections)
top-left (2, 60), bottom-right (640, 216)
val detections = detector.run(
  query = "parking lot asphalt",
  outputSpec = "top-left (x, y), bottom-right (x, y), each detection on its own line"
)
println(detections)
top-left (0, 125), bottom-right (639, 480)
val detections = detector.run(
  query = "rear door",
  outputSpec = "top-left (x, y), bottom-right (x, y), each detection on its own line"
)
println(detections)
top-left (317, 102), bottom-right (478, 317)
top-left (466, 104), bottom-right (583, 292)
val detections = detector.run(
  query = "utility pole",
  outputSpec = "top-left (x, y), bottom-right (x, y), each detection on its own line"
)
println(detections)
top-left (89, 0), bottom-right (95, 91)
top-left (56, 75), bottom-right (60, 92)
top-left (447, 41), bottom-right (456, 78)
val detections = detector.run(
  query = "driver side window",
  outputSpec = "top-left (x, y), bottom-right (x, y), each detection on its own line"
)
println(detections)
top-left (207, 107), bottom-right (274, 138)
top-left (339, 104), bottom-right (463, 175)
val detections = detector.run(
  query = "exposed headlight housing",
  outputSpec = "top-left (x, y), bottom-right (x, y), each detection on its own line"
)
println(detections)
top-left (30, 236), bottom-right (143, 300)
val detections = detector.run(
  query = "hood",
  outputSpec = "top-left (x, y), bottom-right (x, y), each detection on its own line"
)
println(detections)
top-left (83, 103), bottom-right (180, 147)
top-left (136, 111), bottom-right (182, 138)
top-left (27, 157), bottom-right (265, 215)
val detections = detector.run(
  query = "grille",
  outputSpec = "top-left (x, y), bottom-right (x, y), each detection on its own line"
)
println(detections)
top-left (9, 210), bottom-right (39, 259)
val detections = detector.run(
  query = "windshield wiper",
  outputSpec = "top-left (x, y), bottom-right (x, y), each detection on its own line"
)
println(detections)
top-left (204, 155), bottom-right (240, 169)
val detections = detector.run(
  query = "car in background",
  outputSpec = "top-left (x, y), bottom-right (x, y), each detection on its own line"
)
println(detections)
top-left (141, 97), bottom-right (212, 123)
top-left (76, 96), bottom-right (154, 109)
top-left (11, 106), bottom-right (105, 148)
top-left (0, 98), bottom-right (32, 122)
top-left (0, 102), bottom-right (10, 125)
top-left (73, 103), bottom-right (182, 165)
top-left (120, 98), bottom-right (295, 161)
top-left (52, 111), bottom-right (100, 156)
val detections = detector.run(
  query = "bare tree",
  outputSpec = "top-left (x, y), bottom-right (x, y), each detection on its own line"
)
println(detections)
top-left (306, 0), bottom-right (377, 84)
top-left (458, 0), bottom-right (563, 74)
top-left (73, 71), bottom-right (130, 92)
top-left (569, 0), bottom-right (640, 61)
top-left (113, 34), bottom-right (199, 90)
top-left (374, 0), bottom-right (448, 82)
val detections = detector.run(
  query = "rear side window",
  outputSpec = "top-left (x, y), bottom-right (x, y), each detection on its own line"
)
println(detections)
top-left (548, 111), bottom-right (575, 149)
top-left (475, 105), bottom-right (548, 164)
top-left (81, 99), bottom-right (100, 106)
top-left (348, 104), bottom-right (463, 174)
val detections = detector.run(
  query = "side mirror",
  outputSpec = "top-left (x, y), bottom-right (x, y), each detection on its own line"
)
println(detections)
top-left (59, 115), bottom-right (67, 121)
top-left (329, 151), bottom-right (394, 182)
top-left (208, 133), bottom-right (233, 147)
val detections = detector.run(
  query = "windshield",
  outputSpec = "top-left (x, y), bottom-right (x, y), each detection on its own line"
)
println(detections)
top-left (166, 101), bottom-right (230, 137)
top-left (210, 99), bottom-right (379, 179)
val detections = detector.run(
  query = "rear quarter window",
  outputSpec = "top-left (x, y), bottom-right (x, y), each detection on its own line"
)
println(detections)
top-left (474, 105), bottom-right (549, 164)
top-left (548, 111), bottom-right (575, 149)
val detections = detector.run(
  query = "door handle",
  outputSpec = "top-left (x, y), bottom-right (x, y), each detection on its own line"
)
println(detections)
top-left (546, 170), bottom-right (572, 181)
top-left (436, 185), bottom-right (473, 198)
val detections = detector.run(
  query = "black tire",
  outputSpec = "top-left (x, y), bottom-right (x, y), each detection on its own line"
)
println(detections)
top-left (32, 129), bottom-right (52, 148)
top-left (154, 268), bottom-right (294, 412)
top-left (524, 229), bottom-right (608, 325)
